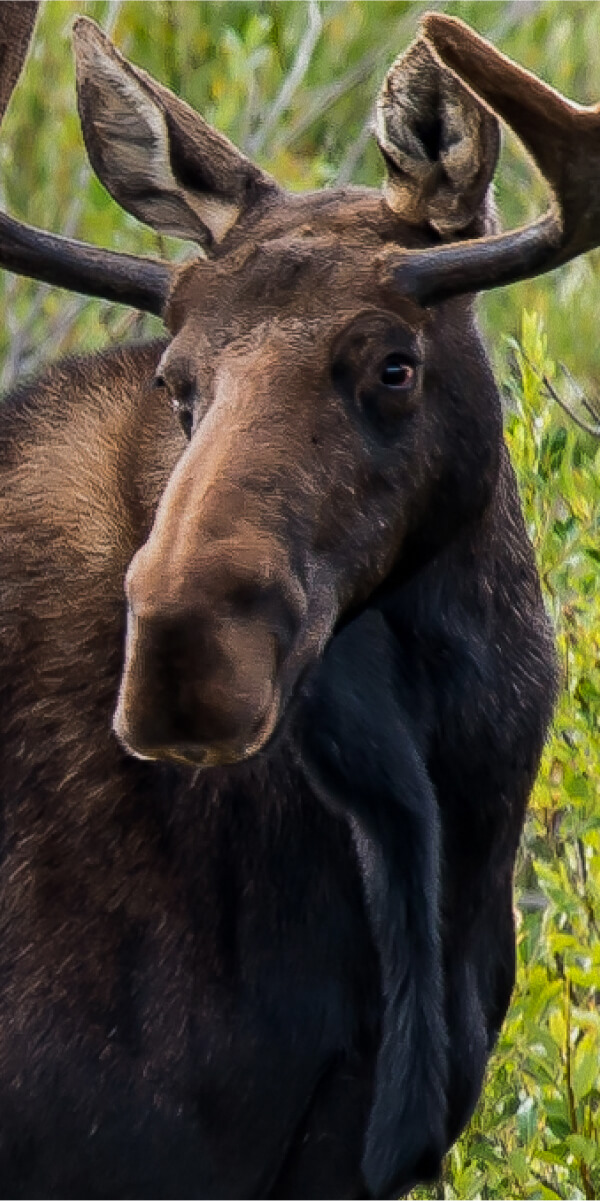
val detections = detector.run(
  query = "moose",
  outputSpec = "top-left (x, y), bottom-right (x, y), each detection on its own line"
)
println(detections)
top-left (1, 5), bottom-right (600, 1198)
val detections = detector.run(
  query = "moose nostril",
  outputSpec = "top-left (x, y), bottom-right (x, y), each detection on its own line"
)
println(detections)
top-left (117, 587), bottom-right (290, 761)
top-left (116, 547), bottom-right (308, 762)
top-left (228, 577), bottom-right (304, 658)
top-left (153, 619), bottom-right (235, 739)
top-left (229, 581), bottom-right (268, 618)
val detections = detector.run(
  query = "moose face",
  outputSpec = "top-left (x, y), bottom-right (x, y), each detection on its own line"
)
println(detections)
top-left (74, 25), bottom-right (502, 768)
top-left (114, 194), bottom-right (501, 767)
top-left (57, 15), bottom-right (600, 768)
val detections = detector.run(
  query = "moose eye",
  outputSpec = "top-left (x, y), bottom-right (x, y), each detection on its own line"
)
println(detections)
top-left (379, 354), bottom-right (416, 390)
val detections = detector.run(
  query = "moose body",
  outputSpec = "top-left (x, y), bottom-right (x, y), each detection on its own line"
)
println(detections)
top-left (1, 8), bottom-right (599, 1199)
top-left (0, 299), bottom-right (554, 1199)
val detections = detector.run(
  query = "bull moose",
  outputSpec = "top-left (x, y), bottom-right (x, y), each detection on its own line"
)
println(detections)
top-left (1, 5), bottom-right (600, 1198)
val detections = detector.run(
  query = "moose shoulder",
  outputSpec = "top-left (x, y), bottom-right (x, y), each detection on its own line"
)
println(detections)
top-left (1, 9), bottom-right (598, 1199)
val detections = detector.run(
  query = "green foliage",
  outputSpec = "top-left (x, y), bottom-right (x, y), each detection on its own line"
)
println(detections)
top-left (1, 4), bottom-right (599, 1197)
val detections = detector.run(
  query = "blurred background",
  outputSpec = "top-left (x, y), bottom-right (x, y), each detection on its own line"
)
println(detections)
top-left (1, 4), bottom-right (599, 1198)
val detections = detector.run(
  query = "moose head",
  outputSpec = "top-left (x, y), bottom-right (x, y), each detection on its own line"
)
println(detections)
top-left (2, 12), bottom-right (600, 769)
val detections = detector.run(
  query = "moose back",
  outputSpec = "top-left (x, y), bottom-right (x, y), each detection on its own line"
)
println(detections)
top-left (2, 7), bottom-right (600, 1199)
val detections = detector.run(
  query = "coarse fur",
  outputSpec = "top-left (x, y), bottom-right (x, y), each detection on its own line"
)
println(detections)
top-left (0, 17), bottom-right (559, 1201)
top-left (0, 297), bottom-right (556, 1199)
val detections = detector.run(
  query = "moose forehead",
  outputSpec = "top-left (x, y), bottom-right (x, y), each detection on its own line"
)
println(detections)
top-left (165, 189), bottom-right (432, 344)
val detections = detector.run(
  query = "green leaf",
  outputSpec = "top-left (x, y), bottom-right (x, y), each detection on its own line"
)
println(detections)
top-left (572, 1034), bottom-right (599, 1102)
top-left (566, 1133), bottom-right (600, 1168)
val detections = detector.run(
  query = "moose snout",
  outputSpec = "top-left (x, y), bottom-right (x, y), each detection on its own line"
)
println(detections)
top-left (113, 549), bottom-right (308, 767)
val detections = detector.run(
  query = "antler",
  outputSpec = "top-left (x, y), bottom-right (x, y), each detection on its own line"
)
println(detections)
top-left (387, 14), bottom-right (600, 306)
top-left (0, 4), bottom-right (173, 315)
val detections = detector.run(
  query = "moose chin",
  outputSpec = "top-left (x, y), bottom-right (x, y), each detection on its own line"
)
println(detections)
top-left (0, 5), bottom-right (599, 1199)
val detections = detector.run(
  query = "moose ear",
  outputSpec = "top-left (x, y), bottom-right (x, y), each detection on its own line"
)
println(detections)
top-left (376, 37), bottom-right (500, 238)
top-left (72, 18), bottom-right (279, 251)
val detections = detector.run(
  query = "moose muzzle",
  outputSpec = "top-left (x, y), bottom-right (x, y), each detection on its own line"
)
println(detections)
top-left (113, 537), bottom-right (313, 767)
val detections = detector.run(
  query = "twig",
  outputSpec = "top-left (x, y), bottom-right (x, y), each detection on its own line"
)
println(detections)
top-left (247, 0), bottom-right (322, 157)
top-left (272, 49), bottom-right (381, 152)
top-left (558, 362), bottom-right (600, 427)
top-left (336, 112), bottom-right (373, 185)
top-left (524, 355), bottom-right (600, 437)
